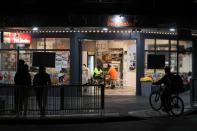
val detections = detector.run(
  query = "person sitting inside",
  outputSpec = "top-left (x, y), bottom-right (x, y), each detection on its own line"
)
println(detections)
top-left (152, 66), bottom-right (176, 111)
top-left (93, 65), bottom-right (103, 84)
top-left (106, 64), bottom-right (118, 89)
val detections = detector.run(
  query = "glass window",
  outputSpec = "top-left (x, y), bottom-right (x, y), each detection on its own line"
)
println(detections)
top-left (145, 39), bottom-right (155, 51)
top-left (18, 38), bottom-right (71, 85)
top-left (31, 38), bottom-right (70, 50)
top-left (179, 53), bottom-right (192, 73)
top-left (171, 52), bottom-right (177, 73)
top-left (144, 52), bottom-right (154, 77)
top-left (0, 51), bottom-right (17, 84)
top-left (32, 38), bottom-right (45, 49)
top-left (156, 39), bottom-right (169, 51)
top-left (179, 53), bottom-right (192, 86)
top-left (171, 40), bottom-right (177, 51)
top-left (19, 50), bottom-right (70, 85)
top-left (179, 41), bottom-right (192, 52)
top-left (144, 51), bottom-right (170, 81)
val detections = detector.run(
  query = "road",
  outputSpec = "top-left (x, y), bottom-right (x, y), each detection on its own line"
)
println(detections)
top-left (0, 114), bottom-right (197, 131)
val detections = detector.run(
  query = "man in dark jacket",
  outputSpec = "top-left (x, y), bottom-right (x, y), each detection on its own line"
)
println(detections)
top-left (153, 66), bottom-right (176, 111)
top-left (14, 60), bottom-right (31, 115)
top-left (33, 66), bottom-right (51, 116)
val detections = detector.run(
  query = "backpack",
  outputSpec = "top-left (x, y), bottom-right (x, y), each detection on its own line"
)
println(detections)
top-left (172, 75), bottom-right (184, 93)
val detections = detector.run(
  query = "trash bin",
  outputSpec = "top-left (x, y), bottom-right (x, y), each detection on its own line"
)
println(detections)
top-left (141, 81), bottom-right (152, 97)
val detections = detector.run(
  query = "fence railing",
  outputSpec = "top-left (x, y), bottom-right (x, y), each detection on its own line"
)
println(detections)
top-left (191, 78), bottom-right (197, 106)
top-left (0, 84), bottom-right (104, 117)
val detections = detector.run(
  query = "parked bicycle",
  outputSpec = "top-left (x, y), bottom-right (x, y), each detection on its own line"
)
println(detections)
top-left (149, 84), bottom-right (184, 117)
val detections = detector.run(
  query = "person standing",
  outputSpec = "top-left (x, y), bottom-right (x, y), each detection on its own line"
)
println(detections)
top-left (33, 66), bottom-right (51, 116)
top-left (14, 60), bottom-right (31, 115)
top-left (23, 64), bottom-right (31, 116)
top-left (82, 64), bottom-right (91, 84)
top-left (82, 64), bottom-right (89, 84)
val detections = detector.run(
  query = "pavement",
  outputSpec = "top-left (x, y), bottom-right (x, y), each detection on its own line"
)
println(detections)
top-left (1, 91), bottom-right (197, 131)
top-left (104, 90), bottom-right (193, 118)
top-left (0, 90), bottom-right (196, 124)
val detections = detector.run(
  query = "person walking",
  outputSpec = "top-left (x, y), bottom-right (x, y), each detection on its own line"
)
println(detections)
top-left (33, 66), bottom-right (51, 116)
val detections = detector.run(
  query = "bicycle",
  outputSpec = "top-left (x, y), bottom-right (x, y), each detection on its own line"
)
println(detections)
top-left (149, 84), bottom-right (184, 117)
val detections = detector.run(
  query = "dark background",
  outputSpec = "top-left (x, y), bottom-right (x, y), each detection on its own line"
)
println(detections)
top-left (0, 0), bottom-right (196, 28)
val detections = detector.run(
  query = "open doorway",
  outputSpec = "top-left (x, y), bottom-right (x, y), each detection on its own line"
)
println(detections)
top-left (81, 40), bottom-right (136, 95)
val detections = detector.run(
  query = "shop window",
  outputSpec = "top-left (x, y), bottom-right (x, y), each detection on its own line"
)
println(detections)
top-left (144, 51), bottom-right (170, 81)
top-left (156, 39), bottom-right (169, 51)
top-left (18, 38), bottom-right (71, 85)
top-left (0, 51), bottom-right (17, 84)
top-left (145, 39), bottom-right (155, 51)
top-left (144, 52), bottom-right (154, 77)
top-left (46, 38), bottom-right (70, 49)
top-left (178, 41), bottom-right (192, 89)
top-left (171, 40), bottom-right (177, 51)
top-left (179, 41), bottom-right (192, 52)
top-left (171, 52), bottom-right (177, 73)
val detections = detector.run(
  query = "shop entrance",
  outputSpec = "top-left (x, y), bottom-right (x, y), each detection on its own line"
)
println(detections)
top-left (81, 40), bottom-right (136, 95)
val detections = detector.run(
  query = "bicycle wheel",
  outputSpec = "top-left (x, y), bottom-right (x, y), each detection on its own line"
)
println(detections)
top-left (170, 96), bottom-right (184, 117)
top-left (149, 91), bottom-right (162, 111)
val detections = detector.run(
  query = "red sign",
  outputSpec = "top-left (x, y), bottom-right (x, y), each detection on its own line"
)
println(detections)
top-left (3, 32), bottom-right (32, 44)
top-left (107, 15), bottom-right (131, 27)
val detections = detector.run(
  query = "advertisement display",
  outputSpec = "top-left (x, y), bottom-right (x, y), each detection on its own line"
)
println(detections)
top-left (3, 32), bottom-right (32, 44)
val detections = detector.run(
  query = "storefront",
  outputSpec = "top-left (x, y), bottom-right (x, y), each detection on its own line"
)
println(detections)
top-left (0, 32), bottom-right (71, 85)
top-left (0, 29), bottom-right (194, 96)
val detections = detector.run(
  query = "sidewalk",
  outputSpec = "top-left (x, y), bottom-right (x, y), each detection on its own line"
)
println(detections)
top-left (0, 91), bottom-right (195, 123)
top-left (104, 90), bottom-right (193, 118)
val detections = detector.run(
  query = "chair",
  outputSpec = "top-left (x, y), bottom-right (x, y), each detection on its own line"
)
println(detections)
top-left (115, 79), bottom-right (126, 88)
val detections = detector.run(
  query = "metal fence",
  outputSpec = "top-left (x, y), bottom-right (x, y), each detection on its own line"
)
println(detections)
top-left (191, 78), bottom-right (197, 106)
top-left (0, 84), bottom-right (104, 118)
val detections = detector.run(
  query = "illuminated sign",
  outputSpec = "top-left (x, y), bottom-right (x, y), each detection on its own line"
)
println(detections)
top-left (107, 15), bottom-right (130, 27)
top-left (3, 32), bottom-right (32, 44)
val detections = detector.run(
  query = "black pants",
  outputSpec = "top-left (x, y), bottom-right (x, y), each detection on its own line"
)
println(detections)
top-left (35, 88), bottom-right (47, 115)
top-left (14, 87), bottom-right (29, 114)
top-left (161, 89), bottom-right (172, 111)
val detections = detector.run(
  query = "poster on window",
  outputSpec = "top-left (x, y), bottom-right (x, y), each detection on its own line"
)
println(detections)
top-left (127, 44), bottom-right (136, 71)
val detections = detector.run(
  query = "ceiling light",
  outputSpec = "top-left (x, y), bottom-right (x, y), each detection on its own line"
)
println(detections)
top-left (32, 27), bottom-right (38, 31)
top-left (169, 28), bottom-right (176, 32)
top-left (102, 28), bottom-right (108, 31)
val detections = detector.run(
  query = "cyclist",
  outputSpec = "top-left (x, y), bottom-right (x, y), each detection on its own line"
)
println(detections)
top-left (152, 66), bottom-right (177, 111)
